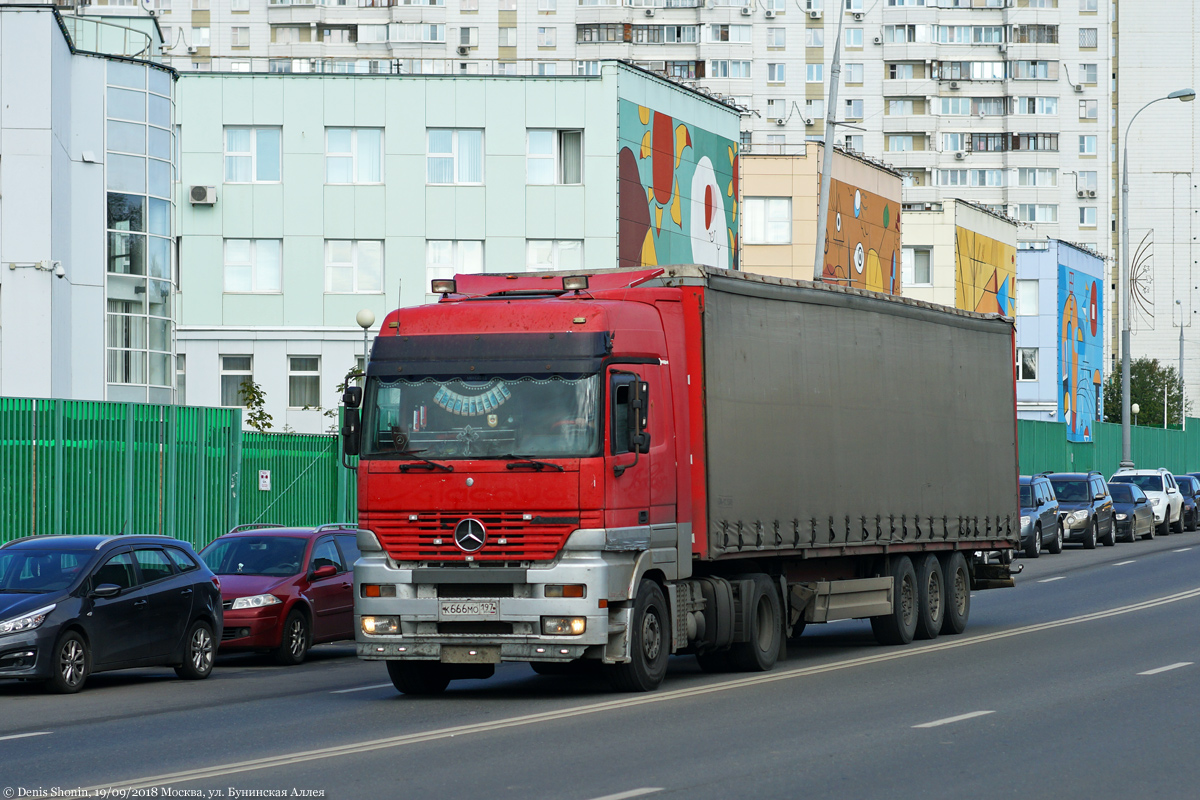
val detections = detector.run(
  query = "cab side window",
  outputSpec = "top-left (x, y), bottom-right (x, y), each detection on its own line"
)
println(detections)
top-left (611, 381), bottom-right (632, 455)
top-left (93, 552), bottom-right (137, 590)
top-left (310, 537), bottom-right (346, 574)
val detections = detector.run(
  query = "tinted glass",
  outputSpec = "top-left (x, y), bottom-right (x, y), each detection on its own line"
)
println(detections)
top-left (94, 552), bottom-right (137, 590)
top-left (1180, 478), bottom-right (1197, 497)
top-left (0, 550), bottom-right (90, 593)
top-left (1108, 484), bottom-right (1134, 503)
top-left (1019, 485), bottom-right (1033, 506)
top-left (1110, 474), bottom-right (1164, 492)
top-left (166, 548), bottom-right (199, 572)
top-left (1050, 479), bottom-right (1089, 502)
top-left (134, 548), bottom-right (175, 583)
top-left (310, 538), bottom-right (346, 573)
top-left (200, 536), bottom-right (307, 576)
top-left (335, 534), bottom-right (362, 568)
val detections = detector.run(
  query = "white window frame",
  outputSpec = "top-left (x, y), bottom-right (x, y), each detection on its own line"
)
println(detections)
top-left (1016, 348), bottom-right (1038, 381)
top-left (426, 129), bottom-right (484, 185)
top-left (1015, 279), bottom-right (1039, 316)
top-left (220, 356), bottom-right (253, 408)
top-left (1079, 206), bottom-right (1097, 227)
top-left (1078, 135), bottom-right (1097, 155)
top-left (743, 197), bottom-right (792, 245)
top-left (845, 28), bottom-right (863, 48)
top-left (767, 63), bottom-right (786, 84)
top-left (806, 63), bottom-right (823, 83)
top-left (805, 28), bottom-right (824, 48)
top-left (526, 240), bottom-right (583, 271)
top-left (223, 239), bottom-right (282, 294)
top-left (767, 27), bottom-right (785, 48)
top-left (844, 98), bottom-right (863, 118)
top-left (843, 62), bottom-right (863, 83)
top-left (231, 26), bottom-right (250, 46)
top-left (537, 26), bottom-right (557, 47)
top-left (324, 240), bottom-right (384, 294)
top-left (224, 127), bottom-right (281, 183)
top-left (526, 129), bottom-right (584, 185)
top-left (288, 356), bottom-right (321, 409)
top-left (191, 26), bottom-right (210, 47)
top-left (325, 128), bottom-right (384, 184)
top-left (499, 27), bottom-right (517, 47)
top-left (902, 246), bottom-right (931, 285)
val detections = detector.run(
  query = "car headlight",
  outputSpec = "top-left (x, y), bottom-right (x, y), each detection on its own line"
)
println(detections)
top-left (230, 594), bottom-right (282, 610)
top-left (1152, 497), bottom-right (1164, 506)
top-left (1116, 513), bottom-right (1128, 521)
top-left (0, 604), bottom-right (55, 636)
top-left (1067, 510), bottom-right (1089, 524)
top-left (1020, 515), bottom-right (1031, 528)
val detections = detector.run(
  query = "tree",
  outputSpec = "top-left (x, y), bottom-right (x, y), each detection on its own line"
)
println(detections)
top-left (238, 379), bottom-right (274, 433)
top-left (1102, 357), bottom-right (1190, 427)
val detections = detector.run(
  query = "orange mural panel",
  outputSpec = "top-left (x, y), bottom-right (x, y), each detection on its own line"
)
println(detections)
top-left (822, 178), bottom-right (902, 295)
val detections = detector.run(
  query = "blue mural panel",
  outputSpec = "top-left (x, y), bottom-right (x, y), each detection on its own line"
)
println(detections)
top-left (1059, 264), bottom-right (1104, 442)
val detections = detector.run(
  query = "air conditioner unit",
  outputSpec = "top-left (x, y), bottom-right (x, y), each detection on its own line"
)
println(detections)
top-left (1076, 190), bottom-right (1086, 198)
top-left (949, 81), bottom-right (960, 90)
top-left (765, 9), bottom-right (775, 18)
top-left (189, 186), bottom-right (216, 205)
top-left (853, 11), bottom-right (864, 20)
top-left (808, 9), bottom-right (821, 18)
top-left (998, 43), bottom-right (1007, 53)
top-left (1088, 189), bottom-right (1097, 197)
top-left (873, 35), bottom-right (883, 45)
top-left (742, 142), bottom-right (752, 153)
top-left (644, 7), bottom-right (655, 15)
top-left (775, 117), bottom-right (787, 126)
top-left (456, 45), bottom-right (470, 55)
top-left (740, 6), bottom-right (752, 15)
top-left (954, 151), bottom-right (966, 160)
top-left (804, 117), bottom-right (814, 126)
top-left (1074, 84), bottom-right (1084, 93)
top-left (187, 45), bottom-right (198, 54)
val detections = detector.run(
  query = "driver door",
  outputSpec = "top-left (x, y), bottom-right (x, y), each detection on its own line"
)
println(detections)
top-left (303, 536), bottom-right (352, 642)
top-left (605, 368), bottom-right (651, 530)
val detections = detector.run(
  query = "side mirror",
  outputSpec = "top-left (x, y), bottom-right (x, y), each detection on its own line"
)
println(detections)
top-left (1168, 487), bottom-right (1178, 495)
top-left (311, 564), bottom-right (337, 580)
top-left (627, 380), bottom-right (650, 454)
top-left (1094, 493), bottom-right (1107, 501)
top-left (342, 407), bottom-right (361, 459)
top-left (1136, 497), bottom-right (1148, 505)
top-left (90, 583), bottom-right (122, 599)
top-left (343, 385), bottom-right (362, 409)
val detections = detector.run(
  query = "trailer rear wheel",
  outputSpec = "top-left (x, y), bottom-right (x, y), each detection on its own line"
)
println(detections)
top-left (939, 552), bottom-right (970, 636)
top-left (914, 554), bottom-right (945, 641)
top-left (386, 661), bottom-right (451, 695)
top-left (606, 579), bottom-right (670, 692)
top-left (729, 574), bottom-right (782, 672)
top-left (871, 556), bottom-right (917, 646)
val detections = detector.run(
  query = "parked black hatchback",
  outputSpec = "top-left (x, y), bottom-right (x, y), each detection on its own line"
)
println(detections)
top-left (0, 535), bottom-right (223, 693)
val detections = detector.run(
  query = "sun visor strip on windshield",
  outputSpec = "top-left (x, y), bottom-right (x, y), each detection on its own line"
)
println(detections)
top-left (368, 332), bottom-right (613, 377)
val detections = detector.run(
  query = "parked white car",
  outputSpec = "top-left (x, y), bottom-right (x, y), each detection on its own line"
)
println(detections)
top-left (1109, 468), bottom-right (1184, 536)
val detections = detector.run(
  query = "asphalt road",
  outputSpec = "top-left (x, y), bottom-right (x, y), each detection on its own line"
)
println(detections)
top-left (4, 532), bottom-right (1200, 800)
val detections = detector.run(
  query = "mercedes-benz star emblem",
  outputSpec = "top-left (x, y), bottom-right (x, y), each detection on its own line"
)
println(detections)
top-left (453, 518), bottom-right (487, 553)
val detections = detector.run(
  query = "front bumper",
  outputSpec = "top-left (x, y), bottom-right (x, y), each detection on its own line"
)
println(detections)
top-left (0, 628), bottom-right (55, 681)
top-left (218, 607), bottom-right (285, 649)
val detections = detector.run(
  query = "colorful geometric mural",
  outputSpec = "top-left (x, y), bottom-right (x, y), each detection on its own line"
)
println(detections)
top-left (1059, 264), bottom-right (1104, 443)
top-left (618, 100), bottom-right (739, 270)
top-left (955, 227), bottom-right (1017, 316)
top-left (822, 179), bottom-right (902, 294)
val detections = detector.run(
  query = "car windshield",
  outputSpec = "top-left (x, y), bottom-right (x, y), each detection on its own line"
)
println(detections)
top-left (1108, 484), bottom-right (1135, 503)
top-left (1019, 486), bottom-right (1033, 506)
top-left (1110, 474), bottom-right (1164, 492)
top-left (200, 536), bottom-right (307, 576)
top-left (361, 374), bottom-right (600, 459)
top-left (1050, 480), bottom-right (1089, 502)
top-left (0, 550), bottom-right (92, 594)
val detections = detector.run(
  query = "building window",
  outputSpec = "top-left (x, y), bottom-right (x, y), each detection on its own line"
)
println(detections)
top-left (231, 0), bottom-right (249, 9)
top-left (427, 129), bottom-right (483, 184)
top-left (426, 240), bottom-right (483, 301)
top-left (527, 130), bottom-right (583, 185)
top-left (461, 0), bottom-right (478, 8)
top-left (767, 27), bottom-right (785, 48)
top-left (576, 60), bottom-right (600, 75)
top-left (1079, 63), bottom-right (1097, 84)
top-left (844, 134), bottom-right (863, 151)
top-left (538, 0), bottom-right (556, 9)
top-left (743, 197), bottom-right (791, 244)
top-left (325, 240), bottom-right (383, 293)
top-left (1017, 168), bottom-right (1057, 187)
top-left (499, 27), bottom-right (517, 46)
top-left (887, 135), bottom-right (914, 152)
top-left (1079, 135), bottom-right (1097, 155)
top-left (527, 240), bottom-right (583, 271)
top-left (286, 357), bottom-right (320, 408)
top-left (536, 62), bottom-right (557, 76)
top-left (805, 28), bottom-right (824, 48)
top-left (220, 356), bottom-right (253, 407)
top-left (1079, 206), bottom-right (1097, 227)
top-left (889, 63), bottom-right (913, 79)
top-left (231, 27), bottom-right (249, 47)
top-left (1018, 204), bottom-right (1058, 223)
top-left (902, 247), bottom-right (931, 285)
top-left (224, 127), bottom-right (281, 183)
top-left (711, 60), bottom-right (751, 78)
top-left (191, 27), bottom-right (210, 47)
top-left (765, 98), bottom-right (785, 119)
top-left (1079, 0), bottom-right (1096, 9)
top-left (708, 24), bottom-right (751, 42)
top-left (889, 99), bottom-right (914, 115)
top-left (806, 63), bottom-right (823, 83)
top-left (1016, 348), bottom-right (1038, 381)
top-left (1079, 171), bottom-right (1098, 191)
top-left (1079, 99), bottom-right (1098, 119)
top-left (844, 98), bottom-right (863, 119)
top-left (1015, 280), bottom-right (1039, 316)
top-left (326, 128), bottom-right (383, 184)
top-left (844, 63), bottom-right (863, 83)
top-left (537, 27), bottom-right (557, 47)
top-left (844, 28), bottom-right (862, 48)
top-left (224, 239), bottom-right (281, 293)
top-left (1079, 27), bottom-right (1098, 48)
top-left (767, 63), bottom-right (786, 84)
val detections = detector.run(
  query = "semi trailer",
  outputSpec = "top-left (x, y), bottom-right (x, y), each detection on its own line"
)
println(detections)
top-left (343, 265), bottom-right (1019, 694)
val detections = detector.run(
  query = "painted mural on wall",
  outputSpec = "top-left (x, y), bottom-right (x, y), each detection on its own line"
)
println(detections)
top-left (618, 99), bottom-right (739, 270)
top-left (1059, 264), bottom-right (1104, 443)
top-left (955, 228), bottom-right (1016, 316)
top-left (822, 179), bottom-right (902, 294)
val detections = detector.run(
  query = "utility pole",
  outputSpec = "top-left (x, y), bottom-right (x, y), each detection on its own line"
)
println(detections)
top-left (813, 5), bottom-right (848, 282)
top-left (1180, 300), bottom-right (1186, 431)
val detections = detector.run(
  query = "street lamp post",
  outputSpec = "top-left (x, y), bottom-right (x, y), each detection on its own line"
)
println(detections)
top-left (356, 309), bottom-right (375, 383)
top-left (1132, 402), bottom-right (1140, 427)
top-left (1120, 88), bottom-right (1195, 467)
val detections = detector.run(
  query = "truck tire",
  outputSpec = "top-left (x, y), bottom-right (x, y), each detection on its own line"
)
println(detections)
top-left (1048, 523), bottom-right (1064, 554)
top-left (386, 661), bottom-right (451, 695)
top-left (914, 554), bottom-right (945, 641)
top-left (939, 552), bottom-right (971, 636)
top-left (1024, 526), bottom-right (1041, 559)
top-left (787, 620), bottom-right (807, 642)
top-left (1082, 519), bottom-right (1098, 549)
top-left (607, 579), bottom-right (670, 692)
top-left (728, 574), bottom-right (782, 672)
top-left (871, 556), bottom-right (918, 646)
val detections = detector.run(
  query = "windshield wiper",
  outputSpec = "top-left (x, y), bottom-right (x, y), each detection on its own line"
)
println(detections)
top-left (390, 449), bottom-right (455, 472)
top-left (501, 454), bottom-right (565, 472)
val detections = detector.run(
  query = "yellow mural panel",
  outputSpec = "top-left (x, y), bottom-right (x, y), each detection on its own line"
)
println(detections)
top-left (955, 227), bottom-right (1016, 316)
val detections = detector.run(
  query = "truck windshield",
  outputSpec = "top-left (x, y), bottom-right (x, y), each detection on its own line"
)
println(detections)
top-left (362, 374), bottom-right (600, 459)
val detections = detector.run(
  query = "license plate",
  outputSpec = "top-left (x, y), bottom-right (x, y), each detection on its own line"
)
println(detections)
top-left (439, 600), bottom-right (499, 619)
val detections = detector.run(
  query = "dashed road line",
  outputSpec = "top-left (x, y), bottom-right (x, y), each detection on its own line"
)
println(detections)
top-left (0, 731), bottom-right (51, 742)
top-left (331, 683), bottom-right (393, 694)
top-left (1174, 548), bottom-right (1193, 553)
top-left (1138, 662), bottom-right (1193, 676)
top-left (913, 710), bottom-right (995, 729)
top-left (587, 789), bottom-right (663, 800)
top-left (1114, 560), bottom-right (1137, 566)
top-left (1038, 577), bottom-right (1065, 583)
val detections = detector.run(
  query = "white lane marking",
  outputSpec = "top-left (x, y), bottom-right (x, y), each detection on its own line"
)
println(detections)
top-left (1174, 548), bottom-right (1193, 553)
top-left (587, 789), bottom-right (663, 800)
top-left (82, 585), bottom-right (1200, 793)
top-left (1114, 560), bottom-right (1137, 566)
top-left (1138, 662), bottom-right (1194, 676)
top-left (912, 710), bottom-right (995, 729)
top-left (331, 683), bottom-right (393, 695)
top-left (0, 732), bottom-right (52, 742)
top-left (1038, 577), bottom-right (1065, 583)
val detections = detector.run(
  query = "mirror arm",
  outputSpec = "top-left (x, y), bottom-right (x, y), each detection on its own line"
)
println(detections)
top-left (613, 449), bottom-right (639, 478)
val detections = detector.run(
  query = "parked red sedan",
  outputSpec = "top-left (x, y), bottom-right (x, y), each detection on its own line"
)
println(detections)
top-left (199, 523), bottom-right (362, 665)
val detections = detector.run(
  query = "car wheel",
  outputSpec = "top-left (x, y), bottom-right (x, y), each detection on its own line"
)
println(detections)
top-left (1145, 517), bottom-right (1156, 540)
top-left (1189, 510), bottom-right (1198, 533)
top-left (45, 631), bottom-right (90, 694)
top-left (1101, 518), bottom-right (1117, 547)
top-left (607, 579), bottom-right (672, 690)
top-left (1173, 508), bottom-right (1185, 534)
top-left (1157, 518), bottom-right (1170, 537)
top-left (174, 620), bottom-right (215, 680)
top-left (1023, 526), bottom-right (1041, 559)
top-left (1048, 523), bottom-right (1064, 554)
top-left (274, 609), bottom-right (311, 666)
top-left (1083, 519), bottom-right (1097, 550)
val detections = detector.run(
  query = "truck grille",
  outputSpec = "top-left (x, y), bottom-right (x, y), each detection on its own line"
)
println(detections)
top-left (370, 511), bottom-right (579, 562)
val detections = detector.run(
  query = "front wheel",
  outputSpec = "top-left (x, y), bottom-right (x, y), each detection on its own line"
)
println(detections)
top-left (174, 620), bottom-right (215, 680)
top-left (274, 609), bottom-right (311, 666)
top-left (606, 579), bottom-right (670, 692)
top-left (45, 631), bottom-right (90, 694)
top-left (1048, 523), bottom-right (1064, 554)
top-left (387, 661), bottom-right (451, 695)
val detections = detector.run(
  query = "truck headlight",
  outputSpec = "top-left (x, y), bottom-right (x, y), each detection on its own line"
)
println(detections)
top-left (230, 594), bottom-right (281, 610)
top-left (541, 617), bottom-right (586, 635)
top-left (361, 616), bottom-right (399, 635)
top-left (1116, 513), bottom-right (1128, 521)
top-left (0, 604), bottom-right (55, 636)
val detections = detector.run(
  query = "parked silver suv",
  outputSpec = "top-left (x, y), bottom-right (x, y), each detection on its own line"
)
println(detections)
top-left (1019, 474), bottom-right (1062, 557)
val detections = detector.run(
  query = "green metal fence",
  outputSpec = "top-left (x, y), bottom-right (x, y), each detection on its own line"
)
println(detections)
top-left (1017, 418), bottom-right (1200, 478)
top-left (0, 397), bottom-right (354, 549)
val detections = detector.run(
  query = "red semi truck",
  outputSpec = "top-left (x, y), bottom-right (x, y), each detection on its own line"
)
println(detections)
top-left (343, 266), bottom-right (1019, 694)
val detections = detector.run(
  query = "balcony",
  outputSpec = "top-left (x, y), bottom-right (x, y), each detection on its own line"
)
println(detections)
top-left (882, 115), bottom-right (933, 134)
